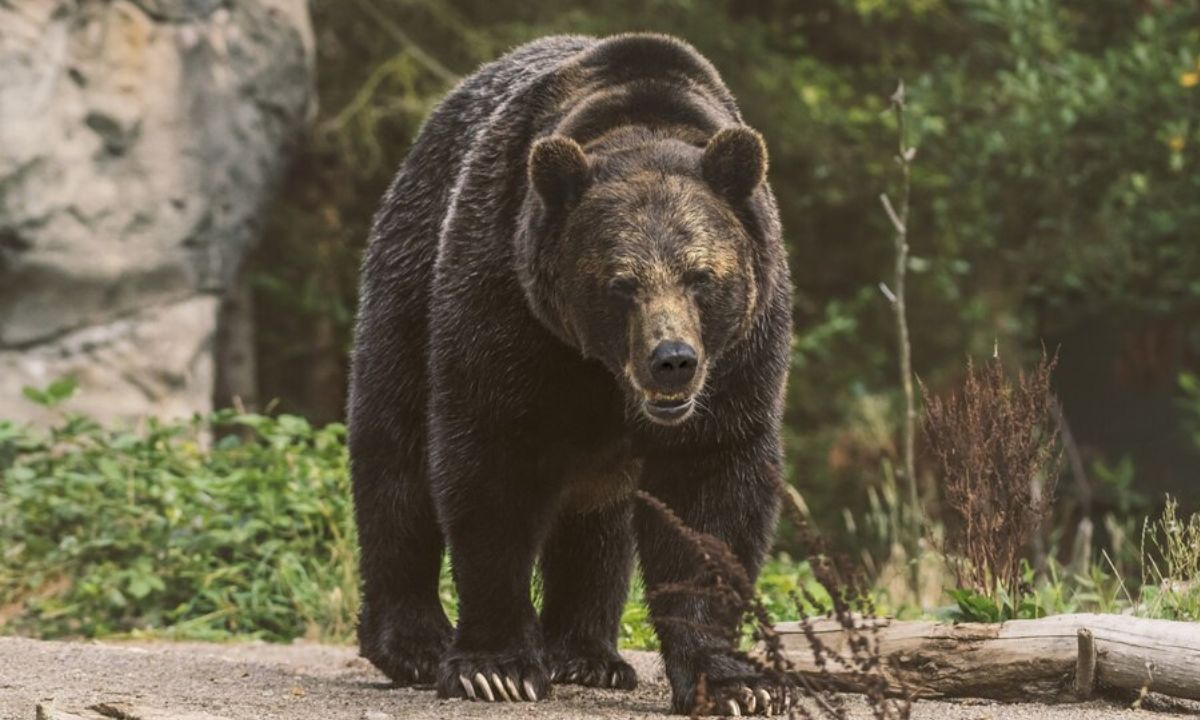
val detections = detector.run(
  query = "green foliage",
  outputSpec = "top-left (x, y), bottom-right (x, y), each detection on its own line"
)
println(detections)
top-left (0, 405), bottom-right (822, 649)
top-left (0, 411), bottom-right (356, 642)
top-left (944, 571), bottom-right (1097, 623)
top-left (753, 554), bottom-right (834, 621)
top-left (944, 559), bottom-right (1048, 622)
top-left (2, 400), bottom-right (1196, 647)
top-left (946, 588), bottom-right (1019, 623)
top-left (932, 494), bottom-right (1200, 624)
top-left (619, 576), bottom-right (659, 650)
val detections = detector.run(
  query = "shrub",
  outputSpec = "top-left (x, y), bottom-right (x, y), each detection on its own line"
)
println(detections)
top-left (0, 411), bottom-right (356, 642)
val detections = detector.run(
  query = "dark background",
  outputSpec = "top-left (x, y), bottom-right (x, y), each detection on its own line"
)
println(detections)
top-left (250, 0), bottom-right (1200, 545)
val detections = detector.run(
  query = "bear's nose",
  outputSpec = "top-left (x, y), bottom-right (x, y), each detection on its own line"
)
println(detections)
top-left (648, 341), bottom-right (697, 389)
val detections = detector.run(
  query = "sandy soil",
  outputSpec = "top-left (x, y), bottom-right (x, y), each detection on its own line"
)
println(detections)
top-left (1, 637), bottom-right (1196, 720)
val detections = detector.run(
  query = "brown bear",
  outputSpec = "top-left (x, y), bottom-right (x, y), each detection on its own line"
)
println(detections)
top-left (348, 33), bottom-right (792, 715)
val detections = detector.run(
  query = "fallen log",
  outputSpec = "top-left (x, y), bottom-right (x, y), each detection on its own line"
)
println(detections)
top-left (776, 613), bottom-right (1200, 703)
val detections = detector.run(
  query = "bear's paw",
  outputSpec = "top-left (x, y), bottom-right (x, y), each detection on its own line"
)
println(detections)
top-left (548, 646), bottom-right (638, 690)
top-left (437, 650), bottom-right (551, 703)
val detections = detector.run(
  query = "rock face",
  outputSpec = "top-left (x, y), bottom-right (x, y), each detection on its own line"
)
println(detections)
top-left (0, 0), bottom-right (314, 424)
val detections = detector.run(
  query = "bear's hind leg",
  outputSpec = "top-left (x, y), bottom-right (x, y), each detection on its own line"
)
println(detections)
top-left (540, 500), bottom-right (639, 690)
top-left (352, 441), bottom-right (452, 686)
top-left (350, 203), bottom-right (451, 686)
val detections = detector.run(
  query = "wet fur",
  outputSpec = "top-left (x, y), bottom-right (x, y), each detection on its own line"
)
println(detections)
top-left (348, 33), bottom-right (791, 713)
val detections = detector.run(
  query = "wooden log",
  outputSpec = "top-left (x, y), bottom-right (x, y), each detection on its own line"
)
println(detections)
top-left (776, 613), bottom-right (1200, 703)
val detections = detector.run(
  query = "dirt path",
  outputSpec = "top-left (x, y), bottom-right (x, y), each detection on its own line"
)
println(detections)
top-left (1, 637), bottom-right (1196, 720)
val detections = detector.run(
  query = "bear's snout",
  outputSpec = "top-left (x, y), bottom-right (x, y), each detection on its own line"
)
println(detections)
top-left (648, 341), bottom-right (697, 390)
top-left (641, 340), bottom-right (704, 424)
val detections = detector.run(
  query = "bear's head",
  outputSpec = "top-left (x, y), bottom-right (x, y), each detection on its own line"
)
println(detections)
top-left (520, 126), bottom-right (769, 426)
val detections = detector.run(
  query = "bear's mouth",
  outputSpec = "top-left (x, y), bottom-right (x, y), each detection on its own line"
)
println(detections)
top-left (643, 396), bottom-right (695, 424)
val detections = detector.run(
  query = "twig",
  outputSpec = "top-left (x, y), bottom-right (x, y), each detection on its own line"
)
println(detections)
top-left (879, 194), bottom-right (905, 236)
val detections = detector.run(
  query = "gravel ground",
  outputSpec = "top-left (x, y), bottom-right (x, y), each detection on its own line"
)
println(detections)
top-left (0, 637), bottom-right (1196, 720)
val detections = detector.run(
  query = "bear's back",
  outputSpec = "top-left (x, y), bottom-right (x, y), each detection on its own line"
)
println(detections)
top-left (415, 33), bottom-right (742, 249)
top-left (369, 35), bottom-right (595, 248)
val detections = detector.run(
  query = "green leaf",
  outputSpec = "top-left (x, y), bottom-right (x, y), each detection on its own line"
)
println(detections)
top-left (128, 577), bottom-right (154, 600)
top-left (21, 377), bottom-right (78, 407)
top-left (21, 386), bottom-right (50, 406)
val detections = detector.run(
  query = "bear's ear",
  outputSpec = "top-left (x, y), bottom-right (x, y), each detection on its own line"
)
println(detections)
top-left (529, 135), bottom-right (589, 209)
top-left (701, 127), bottom-right (768, 202)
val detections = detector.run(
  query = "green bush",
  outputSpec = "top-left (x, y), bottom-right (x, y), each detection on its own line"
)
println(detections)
top-left (0, 411), bottom-right (356, 642)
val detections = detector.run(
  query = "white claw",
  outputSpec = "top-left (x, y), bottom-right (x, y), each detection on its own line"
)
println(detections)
top-left (745, 689), bottom-right (757, 714)
top-left (523, 679), bottom-right (538, 701)
top-left (568, 670), bottom-right (579, 683)
top-left (727, 698), bottom-right (742, 716)
top-left (755, 689), bottom-right (771, 715)
top-left (474, 672), bottom-right (495, 702)
top-left (504, 675), bottom-right (521, 701)
top-left (549, 668), bottom-right (559, 682)
top-left (610, 670), bottom-right (619, 687)
top-left (459, 675), bottom-right (476, 700)
top-left (412, 667), bottom-right (420, 682)
top-left (491, 672), bottom-right (511, 701)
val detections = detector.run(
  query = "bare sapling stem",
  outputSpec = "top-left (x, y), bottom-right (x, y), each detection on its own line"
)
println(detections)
top-left (881, 81), bottom-right (918, 519)
top-left (880, 81), bottom-right (921, 603)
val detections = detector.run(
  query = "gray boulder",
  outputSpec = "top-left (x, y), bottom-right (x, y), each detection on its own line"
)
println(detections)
top-left (0, 0), bottom-right (314, 423)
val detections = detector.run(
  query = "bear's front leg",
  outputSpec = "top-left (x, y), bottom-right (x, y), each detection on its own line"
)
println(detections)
top-left (429, 421), bottom-right (558, 703)
top-left (635, 436), bottom-right (790, 716)
top-left (541, 500), bottom-right (639, 690)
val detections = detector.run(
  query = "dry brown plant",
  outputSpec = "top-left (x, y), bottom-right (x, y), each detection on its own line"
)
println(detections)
top-left (922, 353), bottom-right (1062, 599)
top-left (637, 490), bottom-right (911, 719)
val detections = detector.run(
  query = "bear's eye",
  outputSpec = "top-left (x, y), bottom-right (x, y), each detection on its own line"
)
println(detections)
top-left (684, 268), bottom-right (715, 289)
top-left (608, 276), bottom-right (639, 299)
